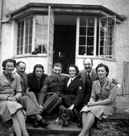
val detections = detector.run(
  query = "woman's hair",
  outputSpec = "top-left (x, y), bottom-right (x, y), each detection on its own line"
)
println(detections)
top-left (33, 64), bottom-right (44, 74)
top-left (96, 63), bottom-right (109, 77)
top-left (2, 59), bottom-right (16, 70)
top-left (67, 64), bottom-right (79, 75)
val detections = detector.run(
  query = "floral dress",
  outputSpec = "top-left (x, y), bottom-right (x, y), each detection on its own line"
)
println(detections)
top-left (0, 72), bottom-right (22, 122)
top-left (81, 78), bottom-right (117, 120)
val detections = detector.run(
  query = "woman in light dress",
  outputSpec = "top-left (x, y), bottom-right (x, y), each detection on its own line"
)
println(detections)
top-left (78, 63), bottom-right (117, 136)
top-left (0, 59), bottom-right (29, 136)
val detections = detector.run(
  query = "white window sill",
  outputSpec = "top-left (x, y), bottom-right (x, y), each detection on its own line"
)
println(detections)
top-left (77, 55), bottom-right (116, 62)
top-left (14, 54), bottom-right (47, 59)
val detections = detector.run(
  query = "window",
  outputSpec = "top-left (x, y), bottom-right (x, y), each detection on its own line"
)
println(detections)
top-left (78, 16), bottom-right (116, 59)
top-left (79, 17), bottom-right (95, 56)
top-left (99, 17), bottom-right (115, 58)
top-left (35, 15), bottom-right (48, 54)
top-left (17, 15), bottom-right (48, 55)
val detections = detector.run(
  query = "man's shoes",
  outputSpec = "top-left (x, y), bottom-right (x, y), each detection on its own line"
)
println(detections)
top-left (38, 118), bottom-right (50, 127)
top-left (33, 120), bottom-right (39, 128)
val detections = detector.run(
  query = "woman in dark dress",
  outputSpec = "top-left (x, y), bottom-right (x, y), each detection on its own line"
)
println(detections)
top-left (27, 64), bottom-right (48, 101)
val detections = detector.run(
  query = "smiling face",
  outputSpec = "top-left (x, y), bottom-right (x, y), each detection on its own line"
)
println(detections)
top-left (83, 58), bottom-right (93, 73)
top-left (5, 62), bottom-right (14, 75)
top-left (35, 68), bottom-right (43, 78)
top-left (16, 63), bottom-right (26, 75)
top-left (97, 66), bottom-right (107, 80)
top-left (69, 66), bottom-right (77, 78)
top-left (53, 66), bottom-right (62, 77)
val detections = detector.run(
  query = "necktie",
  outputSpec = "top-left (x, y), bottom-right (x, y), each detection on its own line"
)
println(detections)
top-left (67, 78), bottom-right (72, 87)
top-left (87, 73), bottom-right (91, 80)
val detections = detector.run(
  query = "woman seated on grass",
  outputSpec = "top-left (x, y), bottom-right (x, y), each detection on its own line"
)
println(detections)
top-left (0, 58), bottom-right (29, 136)
top-left (78, 63), bottom-right (117, 136)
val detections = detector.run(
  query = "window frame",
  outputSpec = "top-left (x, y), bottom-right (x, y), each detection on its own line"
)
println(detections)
top-left (76, 15), bottom-right (116, 60)
top-left (17, 15), bottom-right (48, 56)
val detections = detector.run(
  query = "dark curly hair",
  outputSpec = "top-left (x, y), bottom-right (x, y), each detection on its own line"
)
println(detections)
top-left (2, 59), bottom-right (16, 70)
top-left (67, 64), bottom-right (79, 75)
top-left (33, 64), bottom-right (44, 74)
top-left (96, 63), bottom-right (109, 77)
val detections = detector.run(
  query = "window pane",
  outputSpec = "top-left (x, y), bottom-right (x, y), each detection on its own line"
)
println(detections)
top-left (80, 16), bottom-right (86, 26)
top-left (87, 46), bottom-right (93, 55)
top-left (17, 21), bottom-right (24, 55)
top-left (25, 17), bottom-right (33, 54)
top-left (99, 17), bottom-right (115, 58)
top-left (78, 16), bottom-right (95, 56)
top-left (88, 17), bottom-right (94, 26)
top-left (87, 37), bottom-right (94, 45)
top-left (34, 15), bottom-right (48, 54)
top-left (80, 27), bottom-right (86, 35)
top-left (79, 36), bottom-right (86, 45)
top-left (87, 27), bottom-right (94, 36)
top-left (79, 46), bottom-right (86, 55)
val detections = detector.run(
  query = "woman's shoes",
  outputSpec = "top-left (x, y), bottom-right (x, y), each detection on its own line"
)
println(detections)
top-left (38, 118), bottom-right (50, 127)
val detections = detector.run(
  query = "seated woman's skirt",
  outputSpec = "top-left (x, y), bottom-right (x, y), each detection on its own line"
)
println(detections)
top-left (0, 101), bottom-right (22, 122)
top-left (80, 105), bottom-right (116, 120)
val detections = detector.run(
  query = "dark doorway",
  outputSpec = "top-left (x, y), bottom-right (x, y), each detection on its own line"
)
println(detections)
top-left (53, 25), bottom-right (76, 73)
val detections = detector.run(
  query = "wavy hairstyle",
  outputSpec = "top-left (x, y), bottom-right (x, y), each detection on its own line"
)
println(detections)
top-left (96, 63), bottom-right (109, 77)
top-left (67, 64), bottom-right (79, 75)
top-left (33, 64), bottom-right (44, 74)
top-left (2, 59), bottom-right (16, 70)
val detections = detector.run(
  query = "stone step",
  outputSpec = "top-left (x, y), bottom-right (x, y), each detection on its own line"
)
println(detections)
top-left (27, 112), bottom-right (129, 136)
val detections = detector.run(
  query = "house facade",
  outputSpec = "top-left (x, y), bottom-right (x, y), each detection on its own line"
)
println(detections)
top-left (0, 0), bottom-right (129, 95)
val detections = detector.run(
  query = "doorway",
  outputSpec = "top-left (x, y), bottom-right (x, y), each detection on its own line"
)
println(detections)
top-left (53, 22), bottom-right (76, 73)
top-left (53, 15), bottom-right (76, 73)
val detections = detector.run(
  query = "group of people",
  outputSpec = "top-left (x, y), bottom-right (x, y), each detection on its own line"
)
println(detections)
top-left (0, 58), bottom-right (118, 136)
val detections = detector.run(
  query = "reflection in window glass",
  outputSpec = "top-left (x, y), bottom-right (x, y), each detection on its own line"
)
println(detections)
top-left (17, 21), bottom-right (24, 55)
top-left (24, 17), bottom-right (33, 54)
top-left (17, 15), bottom-right (48, 55)
top-left (35, 15), bottom-right (48, 54)
top-left (99, 17), bottom-right (115, 58)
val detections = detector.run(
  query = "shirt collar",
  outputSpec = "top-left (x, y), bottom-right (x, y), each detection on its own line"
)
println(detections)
top-left (70, 76), bottom-right (76, 80)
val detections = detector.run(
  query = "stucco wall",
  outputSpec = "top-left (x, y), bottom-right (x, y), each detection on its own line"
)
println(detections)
top-left (0, 0), bottom-right (129, 94)
top-left (14, 56), bottom-right (48, 74)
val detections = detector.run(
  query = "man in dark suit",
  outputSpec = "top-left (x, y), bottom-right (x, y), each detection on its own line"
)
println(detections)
top-left (78, 58), bottom-right (98, 128)
top-left (39, 62), bottom-right (66, 114)
top-left (78, 58), bottom-right (97, 105)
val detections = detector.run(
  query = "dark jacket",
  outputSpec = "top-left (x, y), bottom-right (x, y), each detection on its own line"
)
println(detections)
top-left (38, 74), bottom-right (66, 105)
top-left (78, 69), bottom-right (98, 104)
top-left (27, 72), bottom-right (48, 99)
top-left (62, 76), bottom-right (84, 109)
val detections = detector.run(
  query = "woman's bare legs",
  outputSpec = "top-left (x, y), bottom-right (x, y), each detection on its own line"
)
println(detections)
top-left (12, 115), bottom-right (22, 136)
top-left (16, 110), bottom-right (29, 136)
top-left (78, 112), bottom-right (95, 136)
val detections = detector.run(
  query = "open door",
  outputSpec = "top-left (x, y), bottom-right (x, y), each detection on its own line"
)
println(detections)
top-left (47, 6), bottom-right (54, 75)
